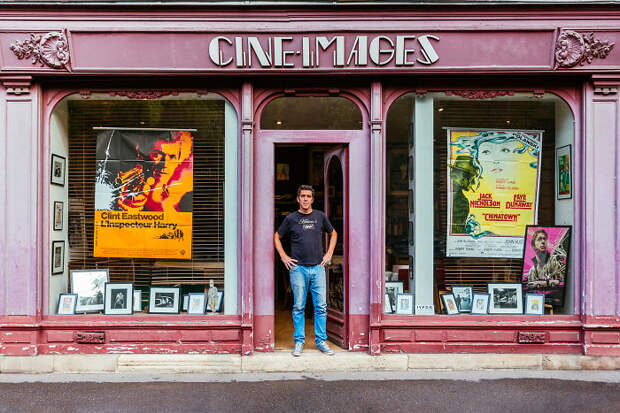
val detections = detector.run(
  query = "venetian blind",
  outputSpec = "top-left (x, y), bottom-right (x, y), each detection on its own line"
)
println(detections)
top-left (67, 99), bottom-right (225, 295)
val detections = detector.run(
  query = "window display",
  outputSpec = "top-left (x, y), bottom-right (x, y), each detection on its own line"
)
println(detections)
top-left (385, 92), bottom-right (575, 315)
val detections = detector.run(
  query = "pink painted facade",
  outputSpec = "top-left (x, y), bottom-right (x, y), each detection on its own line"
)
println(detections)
top-left (0, 3), bottom-right (619, 356)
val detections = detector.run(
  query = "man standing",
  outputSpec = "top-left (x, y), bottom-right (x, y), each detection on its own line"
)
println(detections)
top-left (274, 185), bottom-right (337, 356)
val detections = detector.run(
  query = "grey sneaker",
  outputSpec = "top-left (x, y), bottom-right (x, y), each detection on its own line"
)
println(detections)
top-left (316, 341), bottom-right (335, 356)
top-left (292, 342), bottom-right (304, 357)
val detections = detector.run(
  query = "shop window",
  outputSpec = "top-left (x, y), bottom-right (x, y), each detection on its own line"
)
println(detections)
top-left (49, 93), bottom-right (238, 315)
top-left (385, 92), bottom-right (575, 316)
top-left (261, 96), bottom-right (363, 129)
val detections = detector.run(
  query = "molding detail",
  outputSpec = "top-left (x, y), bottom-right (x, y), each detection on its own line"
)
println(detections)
top-left (0, 75), bottom-right (31, 95)
top-left (108, 91), bottom-right (179, 99)
top-left (591, 74), bottom-right (620, 95)
top-left (10, 31), bottom-right (70, 70)
top-left (555, 30), bottom-right (615, 69)
top-left (517, 331), bottom-right (547, 344)
top-left (74, 331), bottom-right (105, 344)
top-left (444, 90), bottom-right (514, 99)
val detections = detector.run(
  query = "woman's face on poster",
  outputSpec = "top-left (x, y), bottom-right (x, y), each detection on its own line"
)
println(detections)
top-left (477, 140), bottom-right (524, 179)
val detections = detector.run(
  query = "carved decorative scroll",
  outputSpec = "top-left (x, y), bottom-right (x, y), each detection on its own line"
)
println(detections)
top-left (10, 32), bottom-right (70, 70)
top-left (517, 331), bottom-right (547, 344)
top-left (444, 90), bottom-right (514, 99)
top-left (109, 91), bottom-right (180, 99)
top-left (555, 30), bottom-right (615, 69)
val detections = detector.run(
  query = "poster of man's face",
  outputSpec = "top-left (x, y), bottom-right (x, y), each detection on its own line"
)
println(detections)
top-left (521, 226), bottom-right (571, 306)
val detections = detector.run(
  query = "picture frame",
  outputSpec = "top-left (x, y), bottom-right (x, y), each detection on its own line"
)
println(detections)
top-left (56, 293), bottom-right (77, 315)
top-left (441, 293), bottom-right (459, 315)
top-left (133, 290), bottom-right (143, 312)
top-left (383, 293), bottom-right (393, 313)
top-left (521, 225), bottom-right (571, 307)
top-left (525, 293), bottom-right (545, 315)
top-left (556, 144), bottom-right (572, 200)
top-left (70, 269), bottom-right (109, 313)
top-left (395, 293), bottom-right (414, 315)
top-left (488, 283), bottom-right (523, 314)
top-left (50, 154), bottom-right (66, 186)
top-left (387, 148), bottom-right (408, 193)
top-left (187, 293), bottom-right (207, 315)
top-left (149, 286), bottom-right (181, 314)
top-left (53, 201), bottom-right (63, 231)
top-left (104, 282), bottom-right (133, 315)
top-left (51, 240), bottom-right (65, 275)
top-left (206, 290), bottom-right (224, 312)
top-left (182, 294), bottom-right (189, 311)
top-left (385, 281), bottom-right (404, 315)
top-left (450, 285), bottom-right (473, 313)
top-left (471, 293), bottom-right (490, 315)
top-left (276, 163), bottom-right (289, 181)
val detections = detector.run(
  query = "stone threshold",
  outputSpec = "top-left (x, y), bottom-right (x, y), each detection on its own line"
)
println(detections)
top-left (0, 353), bottom-right (618, 374)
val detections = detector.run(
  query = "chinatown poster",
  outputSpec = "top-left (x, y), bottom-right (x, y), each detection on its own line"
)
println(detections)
top-left (446, 128), bottom-right (543, 258)
top-left (94, 128), bottom-right (194, 259)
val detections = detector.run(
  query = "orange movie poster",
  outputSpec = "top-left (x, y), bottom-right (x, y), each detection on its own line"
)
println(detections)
top-left (94, 128), bottom-right (193, 259)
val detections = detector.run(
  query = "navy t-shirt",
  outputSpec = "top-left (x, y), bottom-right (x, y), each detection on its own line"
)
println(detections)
top-left (277, 210), bottom-right (334, 266)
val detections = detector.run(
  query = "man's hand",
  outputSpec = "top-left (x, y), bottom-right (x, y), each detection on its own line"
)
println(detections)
top-left (320, 252), bottom-right (333, 267)
top-left (281, 254), bottom-right (298, 270)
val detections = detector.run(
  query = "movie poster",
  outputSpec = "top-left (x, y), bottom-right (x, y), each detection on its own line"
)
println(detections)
top-left (93, 128), bottom-right (194, 259)
top-left (446, 128), bottom-right (543, 258)
top-left (522, 225), bottom-right (571, 306)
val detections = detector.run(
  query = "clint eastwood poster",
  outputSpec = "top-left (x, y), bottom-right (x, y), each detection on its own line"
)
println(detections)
top-left (446, 128), bottom-right (543, 258)
top-left (93, 128), bottom-right (194, 259)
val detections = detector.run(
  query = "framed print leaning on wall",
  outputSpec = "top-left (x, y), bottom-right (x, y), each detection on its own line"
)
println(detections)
top-left (556, 145), bottom-right (572, 200)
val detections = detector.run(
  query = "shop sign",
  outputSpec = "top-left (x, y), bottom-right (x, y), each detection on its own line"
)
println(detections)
top-left (93, 128), bottom-right (194, 259)
top-left (446, 128), bottom-right (543, 258)
top-left (207, 34), bottom-right (440, 68)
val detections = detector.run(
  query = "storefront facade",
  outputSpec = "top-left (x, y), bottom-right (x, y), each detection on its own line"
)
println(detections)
top-left (1, 1), bottom-right (619, 357)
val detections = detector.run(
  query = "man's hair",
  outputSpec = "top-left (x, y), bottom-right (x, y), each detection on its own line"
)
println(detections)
top-left (297, 184), bottom-right (314, 198)
top-left (531, 229), bottom-right (548, 249)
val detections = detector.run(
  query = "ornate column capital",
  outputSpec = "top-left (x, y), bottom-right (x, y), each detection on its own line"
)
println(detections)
top-left (591, 74), bottom-right (620, 95)
top-left (0, 75), bottom-right (32, 95)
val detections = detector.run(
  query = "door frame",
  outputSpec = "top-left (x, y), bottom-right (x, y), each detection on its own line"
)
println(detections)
top-left (253, 130), bottom-right (360, 351)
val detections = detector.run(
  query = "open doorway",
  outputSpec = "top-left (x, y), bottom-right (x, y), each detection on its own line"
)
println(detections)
top-left (274, 144), bottom-right (348, 352)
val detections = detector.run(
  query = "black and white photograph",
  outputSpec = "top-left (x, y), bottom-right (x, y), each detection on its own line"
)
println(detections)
top-left (206, 290), bottom-right (224, 313)
top-left (441, 293), bottom-right (459, 315)
top-left (56, 293), bottom-right (77, 315)
top-left (104, 283), bottom-right (133, 315)
top-left (50, 154), bottom-right (66, 186)
top-left (149, 287), bottom-right (181, 314)
top-left (488, 283), bottom-right (523, 314)
top-left (384, 281), bottom-right (404, 314)
top-left (395, 293), bottom-right (414, 315)
top-left (51, 240), bottom-right (65, 275)
top-left (471, 293), bottom-right (490, 315)
top-left (53, 201), bottom-right (64, 231)
top-left (525, 293), bottom-right (545, 315)
top-left (187, 293), bottom-right (207, 315)
top-left (384, 293), bottom-right (393, 313)
top-left (450, 285), bottom-right (473, 313)
top-left (71, 269), bottom-right (109, 313)
top-left (133, 290), bottom-right (142, 312)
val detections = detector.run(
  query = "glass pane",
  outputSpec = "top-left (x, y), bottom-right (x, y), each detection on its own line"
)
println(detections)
top-left (261, 96), bottom-right (362, 129)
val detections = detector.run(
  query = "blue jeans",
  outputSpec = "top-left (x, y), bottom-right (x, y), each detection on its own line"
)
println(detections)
top-left (290, 264), bottom-right (327, 345)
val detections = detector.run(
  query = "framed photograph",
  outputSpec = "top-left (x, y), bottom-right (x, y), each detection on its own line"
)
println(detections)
top-left (556, 145), bottom-right (572, 200)
top-left (182, 294), bottom-right (189, 311)
top-left (441, 293), bottom-right (459, 315)
top-left (521, 225), bottom-right (571, 307)
top-left (70, 269), bottom-right (109, 313)
top-left (471, 293), bottom-right (490, 315)
top-left (525, 293), bottom-right (545, 315)
top-left (133, 290), bottom-right (143, 312)
top-left (50, 154), bottom-right (66, 186)
top-left (276, 163), bottom-right (289, 181)
top-left (206, 291), bottom-right (224, 312)
top-left (104, 283), bottom-right (133, 315)
top-left (395, 293), bottom-right (414, 315)
top-left (450, 285), bottom-right (473, 313)
top-left (187, 293), bottom-right (207, 315)
top-left (149, 287), bottom-right (181, 314)
top-left (383, 293), bottom-right (393, 313)
top-left (388, 148), bottom-right (408, 193)
top-left (53, 201), bottom-right (63, 231)
top-left (488, 283), bottom-right (523, 314)
top-left (385, 281), bottom-right (404, 315)
top-left (56, 293), bottom-right (77, 315)
top-left (51, 240), bottom-right (65, 275)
